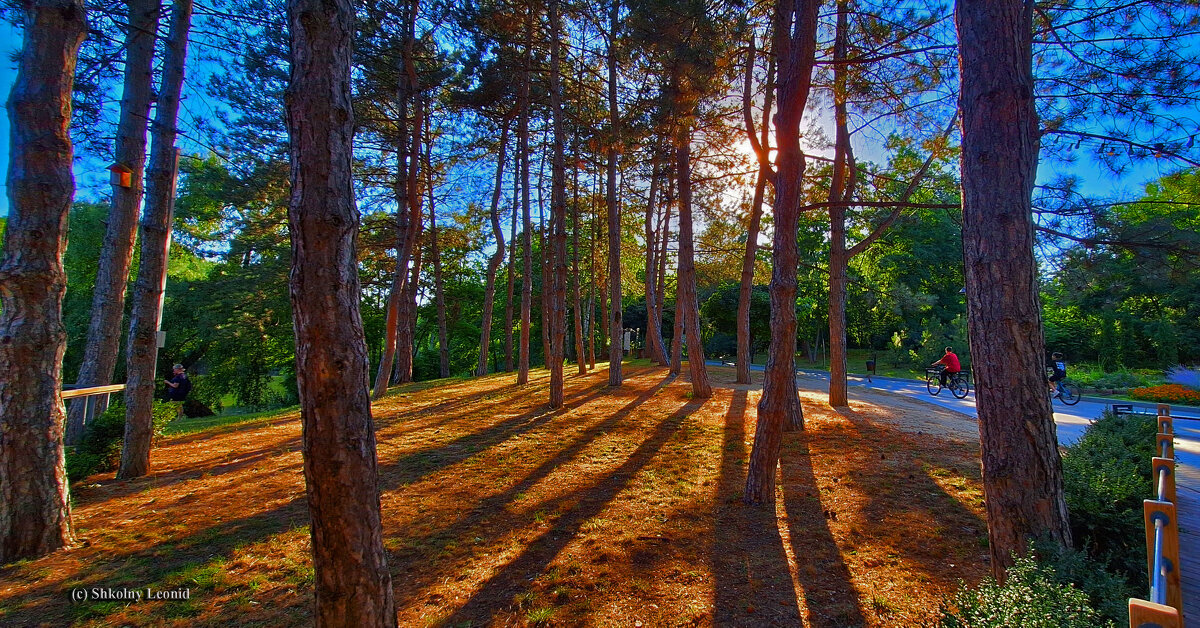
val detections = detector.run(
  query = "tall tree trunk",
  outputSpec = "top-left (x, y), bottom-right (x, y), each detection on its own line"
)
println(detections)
top-left (826, 3), bottom-right (853, 408)
top-left (669, 293), bottom-right (683, 376)
top-left (957, 0), bottom-right (1072, 575)
top-left (643, 149), bottom-right (667, 365)
top-left (656, 182), bottom-right (672, 322)
top-left (371, 99), bottom-right (417, 400)
top-left (120, 0), bottom-right (193, 479)
top-left (396, 243), bottom-right (423, 384)
top-left (571, 142), bottom-right (587, 374)
top-left (517, 5), bottom-right (533, 385)
top-left (0, 0), bottom-right (86, 564)
top-left (285, 0), bottom-right (396, 618)
top-left (737, 40), bottom-right (774, 385)
top-left (391, 92), bottom-right (426, 387)
top-left (674, 123), bottom-right (711, 398)
top-left (605, 0), bottom-right (623, 386)
top-left (588, 180), bottom-right (598, 370)
top-left (547, 0), bottom-right (568, 407)
top-left (372, 3), bottom-right (422, 398)
top-left (479, 119), bottom-right (511, 376)
top-left (540, 170), bottom-right (551, 369)
top-left (504, 179), bottom-right (518, 372)
top-left (429, 154), bottom-right (449, 380)
top-left (745, 0), bottom-right (819, 505)
top-left (66, 0), bottom-right (159, 444)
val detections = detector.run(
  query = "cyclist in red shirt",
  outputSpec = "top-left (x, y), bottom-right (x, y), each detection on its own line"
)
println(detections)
top-left (932, 346), bottom-right (961, 387)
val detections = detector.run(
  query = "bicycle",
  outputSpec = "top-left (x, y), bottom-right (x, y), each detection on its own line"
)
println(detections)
top-left (1046, 370), bottom-right (1081, 406)
top-left (926, 366), bottom-right (970, 399)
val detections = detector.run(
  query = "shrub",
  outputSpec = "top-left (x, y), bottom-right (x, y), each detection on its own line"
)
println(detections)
top-left (65, 400), bottom-right (181, 483)
top-left (1128, 384), bottom-right (1200, 404)
top-left (1030, 538), bottom-right (1134, 624)
top-left (938, 555), bottom-right (1113, 628)
top-left (1061, 411), bottom-right (1156, 582)
top-left (182, 398), bottom-right (215, 418)
top-left (1166, 365), bottom-right (1200, 389)
top-left (66, 403), bottom-right (126, 482)
top-left (1089, 371), bottom-right (1150, 389)
top-left (1068, 365), bottom-right (1161, 390)
top-left (186, 374), bottom-right (224, 414)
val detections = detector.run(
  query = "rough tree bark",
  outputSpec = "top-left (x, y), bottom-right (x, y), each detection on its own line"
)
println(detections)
top-left (674, 121), bottom-right (712, 398)
top-left (429, 155), bottom-right (449, 380)
top-left (504, 182), bottom-right (518, 372)
top-left (957, 0), bottom-right (1072, 575)
top-left (605, 0), bottom-right (623, 386)
top-left (656, 177), bottom-right (672, 326)
top-left (571, 143), bottom-right (587, 374)
top-left (478, 119), bottom-right (511, 376)
top-left (517, 4), bottom-right (533, 385)
top-left (120, 0), bottom-right (193, 479)
top-left (0, 0), bottom-right (86, 564)
top-left (826, 2), bottom-right (854, 408)
top-left (745, 0), bottom-right (820, 505)
top-left (66, 0), bottom-right (159, 444)
top-left (395, 241), bottom-right (423, 384)
top-left (669, 290), bottom-right (683, 376)
top-left (737, 39), bottom-right (775, 384)
top-left (642, 148), bottom-right (667, 365)
top-left (547, 0), bottom-right (568, 407)
top-left (371, 3), bottom-right (421, 400)
top-left (284, 0), bottom-right (396, 618)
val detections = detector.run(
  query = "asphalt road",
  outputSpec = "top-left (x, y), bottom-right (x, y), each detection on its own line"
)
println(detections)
top-left (708, 360), bottom-right (1200, 468)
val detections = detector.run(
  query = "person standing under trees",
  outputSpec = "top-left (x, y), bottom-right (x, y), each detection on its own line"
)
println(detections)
top-left (932, 346), bottom-right (961, 387)
top-left (164, 364), bottom-right (191, 401)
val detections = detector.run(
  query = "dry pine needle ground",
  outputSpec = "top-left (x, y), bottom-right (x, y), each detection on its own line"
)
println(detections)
top-left (0, 363), bottom-right (989, 627)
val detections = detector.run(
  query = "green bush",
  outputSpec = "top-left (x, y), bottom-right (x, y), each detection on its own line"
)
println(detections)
top-left (1061, 411), bottom-right (1157, 582)
top-left (65, 400), bottom-right (181, 483)
top-left (1030, 538), bottom-right (1134, 624)
top-left (938, 555), bottom-right (1113, 628)
top-left (1067, 365), bottom-right (1163, 390)
top-left (186, 374), bottom-right (224, 414)
top-left (66, 403), bottom-right (126, 482)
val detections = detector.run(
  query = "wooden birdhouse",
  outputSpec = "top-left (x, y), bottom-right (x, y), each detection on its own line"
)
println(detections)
top-left (108, 163), bottom-right (133, 188)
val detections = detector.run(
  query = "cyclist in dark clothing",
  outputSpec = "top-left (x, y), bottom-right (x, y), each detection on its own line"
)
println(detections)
top-left (166, 364), bottom-right (192, 401)
top-left (1047, 352), bottom-right (1067, 396)
top-left (932, 346), bottom-right (961, 387)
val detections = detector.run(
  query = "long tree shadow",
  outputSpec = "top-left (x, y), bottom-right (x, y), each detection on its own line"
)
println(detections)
top-left (0, 377), bottom-right (618, 623)
top-left (376, 379), bottom-right (613, 491)
top-left (711, 389), bottom-right (805, 626)
top-left (385, 372), bottom-right (678, 608)
top-left (440, 396), bottom-right (708, 625)
top-left (829, 406), bottom-right (988, 586)
top-left (71, 437), bottom-right (304, 506)
top-left (779, 429), bottom-right (868, 627)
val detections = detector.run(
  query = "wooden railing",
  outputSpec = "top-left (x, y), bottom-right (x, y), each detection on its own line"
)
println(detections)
top-left (1128, 403), bottom-right (1184, 627)
top-left (61, 383), bottom-right (126, 431)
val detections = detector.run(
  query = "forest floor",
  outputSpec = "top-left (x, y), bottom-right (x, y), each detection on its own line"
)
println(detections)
top-left (0, 362), bottom-right (991, 627)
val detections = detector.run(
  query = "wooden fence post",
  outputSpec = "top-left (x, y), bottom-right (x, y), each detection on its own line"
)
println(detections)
top-left (1143, 499), bottom-right (1182, 613)
top-left (1129, 598), bottom-right (1181, 628)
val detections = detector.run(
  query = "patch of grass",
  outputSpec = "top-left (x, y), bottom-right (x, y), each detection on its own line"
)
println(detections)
top-left (513, 591), bottom-right (537, 609)
top-left (161, 599), bottom-right (202, 619)
top-left (164, 405), bottom-right (299, 435)
top-left (163, 558), bottom-right (231, 592)
top-left (525, 606), bottom-right (555, 625)
top-left (870, 595), bottom-right (895, 616)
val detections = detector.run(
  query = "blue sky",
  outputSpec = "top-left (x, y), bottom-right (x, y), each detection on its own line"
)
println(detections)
top-left (0, 21), bottom-right (16, 216)
top-left (0, 19), bottom-right (1181, 219)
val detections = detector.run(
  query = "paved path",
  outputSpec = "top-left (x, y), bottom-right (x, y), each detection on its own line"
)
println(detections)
top-left (710, 361), bottom-right (1200, 624)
